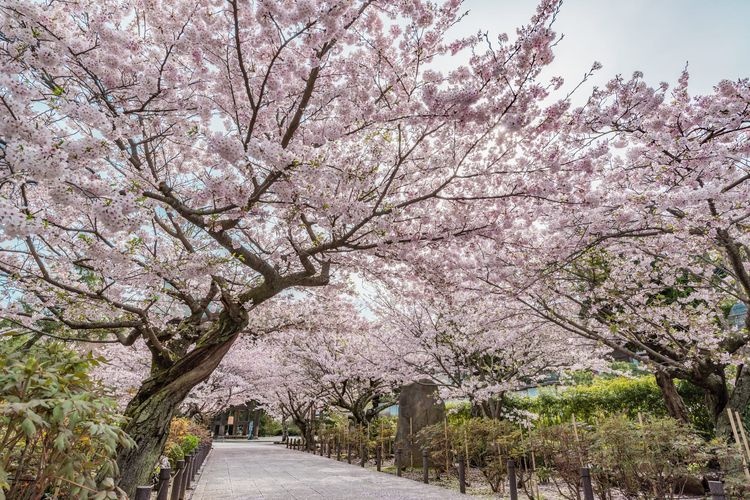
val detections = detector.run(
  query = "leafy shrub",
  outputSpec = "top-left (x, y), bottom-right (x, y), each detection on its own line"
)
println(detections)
top-left (418, 417), bottom-right (523, 492)
top-left (0, 340), bottom-right (134, 499)
top-left (168, 417), bottom-right (211, 447)
top-left (532, 421), bottom-right (593, 499)
top-left (258, 413), bottom-right (281, 436)
top-left (161, 417), bottom-right (210, 472)
top-left (532, 415), bottom-right (710, 500)
top-left (165, 443), bottom-right (184, 468)
top-left (180, 435), bottom-right (199, 456)
top-left (507, 375), bottom-right (712, 436)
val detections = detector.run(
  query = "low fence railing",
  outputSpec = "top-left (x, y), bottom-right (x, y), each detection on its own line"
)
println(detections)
top-left (133, 442), bottom-right (211, 500)
top-left (284, 437), bottom-right (731, 500)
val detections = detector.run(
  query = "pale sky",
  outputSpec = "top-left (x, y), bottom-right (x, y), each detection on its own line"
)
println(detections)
top-left (443, 0), bottom-right (750, 97)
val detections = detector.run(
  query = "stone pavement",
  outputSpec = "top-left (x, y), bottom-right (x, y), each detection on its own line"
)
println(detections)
top-left (190, 440), bottom-right (466, 499)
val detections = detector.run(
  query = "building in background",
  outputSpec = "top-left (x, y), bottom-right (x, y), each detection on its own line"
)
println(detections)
top-left (211, 403), bottom-right (262, 439)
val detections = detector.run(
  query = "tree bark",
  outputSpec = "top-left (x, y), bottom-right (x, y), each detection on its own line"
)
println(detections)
top-left (252, 409), bottom-right (261, 439)
top-left (115, 307), bottom-right (248, 497)
top-left (654, 371), bottom-right (691, 424)
top-left (715, 366), bottom-right (750, 438)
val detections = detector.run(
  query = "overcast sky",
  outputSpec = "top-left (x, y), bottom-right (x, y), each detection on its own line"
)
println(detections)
top-left (441, 0), bottom-right (750, 97)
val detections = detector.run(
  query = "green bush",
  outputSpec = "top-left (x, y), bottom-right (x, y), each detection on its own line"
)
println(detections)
top-left (165, 442), bottom-right (184, 468)
top-left (532, 415), bottom-right (710, 500)
top-left (418, 417), bottom-right (523, 493)
top-left (507, 375), bottom-right (712, 436)
top-left (258, 413), bottom-right (281, 436)
top-left (180, 434), bottom-right (199, 455)
top-left (0, 339), bottom-right (134, 499)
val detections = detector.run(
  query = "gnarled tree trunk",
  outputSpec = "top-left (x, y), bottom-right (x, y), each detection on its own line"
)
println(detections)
top-left (654, 371), bottom-right (690, 424)
top-left (715, 365), bottom-right (750, 438)
top-left (115, 307), bottom-right (248, 497)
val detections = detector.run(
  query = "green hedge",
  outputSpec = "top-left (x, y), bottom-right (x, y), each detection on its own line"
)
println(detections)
top-left (506, 375), bottom-right (713, 436)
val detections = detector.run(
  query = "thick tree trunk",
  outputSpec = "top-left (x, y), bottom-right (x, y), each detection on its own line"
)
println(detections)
top-left (252, 409), bottom-right (261, 439)
top-left (701, 371), bottom-right (731, 438)
top-left (715, 366), bottom-right (750, 438)
top-left (115, 307), bottom-right (248, 497)
top-left (654, 371), bottom-right (690, 424)
top-left (281, 417), bottom-right (289, 442)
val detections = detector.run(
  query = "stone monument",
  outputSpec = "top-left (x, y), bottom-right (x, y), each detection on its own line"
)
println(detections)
top-left (395, 379), bottom-right (445, 468)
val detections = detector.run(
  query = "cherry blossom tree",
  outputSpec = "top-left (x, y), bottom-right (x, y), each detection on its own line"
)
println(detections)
top-left (0, 0), bottom-right (568, 491)
top-left (373, 272), bottom-right (596, 419)
top-left (486, 72), bottom-right (750, 435)
top-left (276, 300), bottom-right (399, 426)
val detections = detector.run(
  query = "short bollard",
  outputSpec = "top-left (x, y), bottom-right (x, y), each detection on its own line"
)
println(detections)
top-left (422, 449), bottom-right (429, 484)
top-left (347, 442), bottom-right (353, 464)
top-left (156, 466), bottom-right (171, 500)
top-left (179, 455), bottom-right (192, 498)
top-left (395, 447), bottom-right (403, 477)
top-left (191, 451), bottom-right (199, 482)
top-left (360, 443), bottom-right (366, 467)
top-left (187, 453), bottom-right (196, 489)
top-left (376, 447), bottom-right (382, 472)
top-left (135, 486), bottom-right (152, 500)
top-left (708, 481), bottom-right (726, 500)
top-left (581, 467), bottom-right (595, 500)
top-left (508, 460), bottom-right (518, 500)
top-left (458, 456), bottom-right (466, 494)
top-left (170, 459), bottom-right (185, 500)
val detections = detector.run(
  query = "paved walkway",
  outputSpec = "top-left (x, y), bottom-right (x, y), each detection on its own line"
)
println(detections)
top-left (191, 440), bottom-right (465, 499)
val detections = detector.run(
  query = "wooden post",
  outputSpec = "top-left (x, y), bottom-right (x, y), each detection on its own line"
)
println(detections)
top-left (409, 417), bottom-right (414, 469)
top-left (179, 455), bottom-right (192, 498)
top-left (422, 448), bottom-right (429, 484)
top-left (170, 460), bottom-right (184, 500)
top-left (191, 451), bottom-right (199, 482)
top-left (347, 441), bottom-right (353, 464)
top-left (728, 408), bottom-right (750, 481)
top-left (444, 418), bottom-right (450, 473)
top-left (581, 467), bottom-right (595, 500)
top-left (184, 454), bottom-right (194, 491)
top-left (134, 486), bottom-right (152, 500)
top-left (156, 467), bottom-right (171, 500)
top-left (458, 456), bottom-right (466, 494)
top-left (708, 480), bottom-right (727, 500)
top-left (337, 438), bottom-right (342, 461)
top-left (360, 441), bottom-right (366, 467)
top-left (530, 441), bottom-right (540, 499)
top-left (508, 459), bottom-right (518, 500)
top-left (380, 421), bottom-right (385, 464)
top-left (732, 408), bottom-right (750, 462)
top-left (376, 446), bottom-right (382, 472)
top-left (396, 446), bottom-right (403, 477)
top-left (463, 425), bottom-right (469, 466)
top-left (327, 439), bottom-right (332, 459)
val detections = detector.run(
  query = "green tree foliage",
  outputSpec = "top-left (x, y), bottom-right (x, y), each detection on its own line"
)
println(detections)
top-left (0, 340), bottom-right (133, 500)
